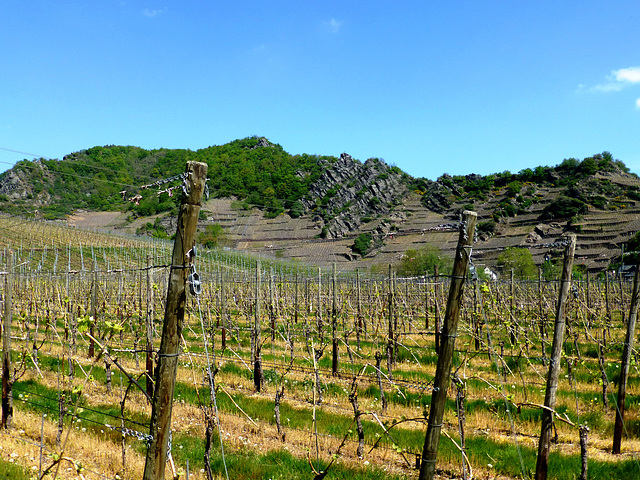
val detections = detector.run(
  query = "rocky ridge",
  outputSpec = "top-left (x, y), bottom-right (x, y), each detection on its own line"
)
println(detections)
top-left (301, 153), bottom-right (409, 239)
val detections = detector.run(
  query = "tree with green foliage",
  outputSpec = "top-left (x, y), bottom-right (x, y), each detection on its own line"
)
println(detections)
top-left (540, 196), bottom-right (588, 220)
top-left (506, 180), bottom-right (522, 197)
top-left (351, 233), bottom-right (373, 256)
top-left (541, 257), bottom-right (560, 280)
top-left (199, 224), bottom-right (227, 248)
top-left (396, 245), bottom-right (451, 277)
top-left (497, 247), bottom-right (537, 280)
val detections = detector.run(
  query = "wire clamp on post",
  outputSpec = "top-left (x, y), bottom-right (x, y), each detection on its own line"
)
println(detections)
top-left (187, 263), bottom-right (202, 296)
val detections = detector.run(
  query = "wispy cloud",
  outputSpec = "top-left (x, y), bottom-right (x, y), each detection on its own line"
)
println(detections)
top-left (322, 18), bottom-right (343, 34)
top-left (588, 66), bottom-right (640, 93)
top-left (249, 44), bottom-right (267, 55)
top-left (143, 8), bottom-right (166, 18)
top-left (636, 98), bottom-right (640, 110)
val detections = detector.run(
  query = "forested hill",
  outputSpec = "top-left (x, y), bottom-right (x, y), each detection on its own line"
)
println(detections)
top-left (0, 136), bottom-right (638, 245)
top-left (0, 137), bottom-right (329, 219)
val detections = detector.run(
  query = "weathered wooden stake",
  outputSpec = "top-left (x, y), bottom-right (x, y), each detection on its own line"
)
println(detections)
top-left (145, 256), bottom-right (154, 399)
top-left (317, 267), bottom-right (323, 342)
top-left (221, 267), bottom-right (227, 350)
top-left (269, 266), bottom-right (275, 341)
top-left (419, 211), bottom-right (476, 480)
top-left (535, 235), bottom-right (576, 480)
top-left (143, 161), bottom-right (207, 480)
top-left (612, 256), bottom-right (640, 453)
top-left (254, 261), bottom-right (263, 392)
top-left (434, 265), bottom-right (441, 354)
top-left (2, 250), bottom-right (13, 429)
top-left (331, 263), bottom-right (338, 376)
top-left (387, 264), bottom-right (394, 380)
top-left (294, 270), bottom-right (299, 324)
top-left (88, 264), bottom-right (97, 358)
top-left (579, 425), bottom-right (589, 480)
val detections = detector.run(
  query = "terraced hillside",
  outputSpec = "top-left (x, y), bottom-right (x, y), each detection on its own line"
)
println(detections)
top-left (4, 139), bottom-right (639, 276)
top-left (188, 168), bottom-right (640, 276)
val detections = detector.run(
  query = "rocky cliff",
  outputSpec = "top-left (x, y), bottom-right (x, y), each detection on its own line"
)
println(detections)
top-left (301, 153), bottom-right (409, 238)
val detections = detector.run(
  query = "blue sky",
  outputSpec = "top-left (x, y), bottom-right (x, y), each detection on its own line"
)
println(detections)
top-left (1, 1), bottom-right (640, 180)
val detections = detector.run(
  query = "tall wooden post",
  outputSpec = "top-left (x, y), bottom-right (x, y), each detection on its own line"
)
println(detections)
top-left (254, 261), bottom-right (263, 392)
top-left (387, 264), bottom-right (394, 380)
top-left (269, 266), bottom-right (275, 341)
top-left (331, 263), bottom-right (338, 376)
top-left (356, 268), bottom-right (362, 351)
top-left (88, 263), bottom-right (97, 358)
top-left (294, 269), bottom-right (299, 324)
top-left (510, 269), bottom-right (516, 345)
top-left (146, 256), bottom-right (154, 399)
top-left (419, 211), bottom-right (476, 480)
top-left (612, 257), bottom-right (640, 453)
top-left (2, 251), bottom-right (13, 429)
top-left (220, 266), bottom-right (227, 350)
top-left (535, 235), bottom-right (576, 480)
top-left (143, 161), bottom-right (207, 480)
top-left (434, 265), bottom-right (440, 353)
top-left (317, 267), bottom-right (322, 342)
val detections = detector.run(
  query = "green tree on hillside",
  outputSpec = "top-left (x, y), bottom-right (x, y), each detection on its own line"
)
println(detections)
top-left (497, 247), bottom-right (537, 280)
top-left (351, 233), bottom-right (373, 256)
top-left (199, 224), bottom-right (228, 248)
top-left (396, 245), bottom-right (451, 277)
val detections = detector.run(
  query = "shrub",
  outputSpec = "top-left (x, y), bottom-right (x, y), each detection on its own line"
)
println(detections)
top-left (199, 224), bottom-right (226, 248)
top-left (288, 201), bottom-right (304, 218)
top-left (507, 181), bottom-right (522, 197)
top-left (396, 245), bottom-right (452, 277)
top-left (477, 220), bottom-right (496, 235)
top-left (351, 233), bottom-right (373, 256)
top-left (497, 247), bottom-right (537, 280)
top-left (540, 196), bottom-right (588, 220)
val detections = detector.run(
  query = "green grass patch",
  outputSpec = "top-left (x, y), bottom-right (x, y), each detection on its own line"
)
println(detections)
top-left (0, 458), bottom-right (31, 480)
top-left (171, 443), bottom-right (404, 480)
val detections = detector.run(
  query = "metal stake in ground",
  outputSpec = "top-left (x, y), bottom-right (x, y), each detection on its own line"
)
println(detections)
top-left (535, 234), bottom-right (576, 480)
top-left (419, 210), bottom-right (476, 480)
top-left (143, 161), bottom-right (208, 480)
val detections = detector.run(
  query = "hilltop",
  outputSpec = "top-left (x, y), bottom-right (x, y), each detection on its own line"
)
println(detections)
top-left (1, 137), bottom-right (639, 275)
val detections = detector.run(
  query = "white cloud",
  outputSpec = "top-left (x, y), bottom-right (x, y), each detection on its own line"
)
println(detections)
top-left (615, 67), bottom-right (640, 83)
top-left (636, 98), bottom-right (640, 109)
top-left (323, 18), bottom-right (342, 34)
top-left (588, 66), bottom-right (640, 93)
top-left (143, 8), bottom-right (166, 17)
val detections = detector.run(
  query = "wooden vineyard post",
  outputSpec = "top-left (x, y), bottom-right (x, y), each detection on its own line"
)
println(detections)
top-left (88, 263), bottom-right (97, 358)
top-left (294, 269), bottom-right (299, 324)
top-left (143, 161), bottom-right (207, 480)
top-left (387, 264), bottom-right (394, 380)
top-left (418, 211), bottom-right (476, 480)
top-left (2, 250), bottom-right (13, 429)
top-left (146, 255), bottom-right (154, 399)
top-left (434, 265), bottom-right (440, 354)
top-left (510, 269), bottom-right (516, 345)
top-left (332, 263), bottom-right (338, 376)
top-left (317, 267), bottom-right (323, 343)
top-left (221, 266), bottom-right (227, 350)
top-left (612, 257), bottom-right (640, 453)
top-left (269, 266), bottom-right (275, 342)
top-left (424, 273), bottom-right (429, 330)
top-left (356, 268), bottom-right (362, 351)
top-left (473, 279), bottom-right (481, 350)
top-left (535, 234), bottom-right (576, 480)
top-left (254, 261), bottom-right (263, 392)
